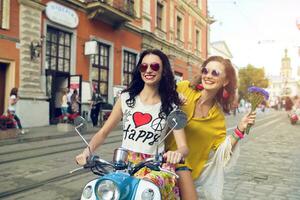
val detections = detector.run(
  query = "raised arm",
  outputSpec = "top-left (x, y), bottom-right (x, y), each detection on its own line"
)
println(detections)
top-left (76, 98), bottom-right (123, 165)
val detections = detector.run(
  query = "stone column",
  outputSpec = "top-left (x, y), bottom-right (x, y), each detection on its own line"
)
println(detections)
top-left (17, 0), bottom-right (49, 127)
top-left (18, 0), bottom-right (45, 99)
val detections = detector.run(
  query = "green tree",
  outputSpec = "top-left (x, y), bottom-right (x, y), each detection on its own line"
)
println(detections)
top-left (238, 64), bottom-right (269, 100)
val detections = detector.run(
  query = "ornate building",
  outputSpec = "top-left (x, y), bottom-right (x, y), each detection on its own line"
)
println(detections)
top-left (209, 40), bottom-right (233, 59)
top-left (0, 0), bottom-right (210, 126)
top-left (267, 49), bottom-right (300, 102)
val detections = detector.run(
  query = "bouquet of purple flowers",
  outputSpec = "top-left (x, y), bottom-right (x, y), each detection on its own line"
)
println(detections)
top-left (245, 86), bottom-right (269, 134)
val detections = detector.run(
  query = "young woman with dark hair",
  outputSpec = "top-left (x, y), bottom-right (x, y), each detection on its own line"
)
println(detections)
top-left (166, 56), bottom-right (257, 200)
top-left (76, 49), bottom-right (188, 199)
top-left (123, 49), bottom-right (181, 118)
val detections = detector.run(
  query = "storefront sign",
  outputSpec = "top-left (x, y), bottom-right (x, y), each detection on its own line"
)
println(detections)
top-left (70, 76), bottom-right (80, 91)
top-left (45, 1), bottom-right (79, 28)
top-left (84, 41), bottom-right (98, 55)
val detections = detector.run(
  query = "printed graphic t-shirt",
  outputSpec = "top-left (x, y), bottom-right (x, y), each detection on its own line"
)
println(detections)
top-left (120, 92), bottom-right (167, 155)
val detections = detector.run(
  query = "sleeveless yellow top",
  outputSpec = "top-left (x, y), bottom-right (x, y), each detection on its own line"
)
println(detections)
top-left (166, 81), bottom-right (226, 179)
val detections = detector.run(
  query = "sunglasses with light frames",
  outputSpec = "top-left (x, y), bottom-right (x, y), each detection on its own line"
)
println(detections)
top-left (201, 67), bottom-right (221, 77)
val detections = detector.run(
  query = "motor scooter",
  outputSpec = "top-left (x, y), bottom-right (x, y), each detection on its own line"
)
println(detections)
top-left (71, 110), bottom-right (187, 200)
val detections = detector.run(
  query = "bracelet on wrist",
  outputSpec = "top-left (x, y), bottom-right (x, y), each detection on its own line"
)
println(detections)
top-left (236, 126), bottom-right (245, 134)
top-left (234, 128), bottom-right (244, 139)
top-left (231, 132), bottom-right (240, 140)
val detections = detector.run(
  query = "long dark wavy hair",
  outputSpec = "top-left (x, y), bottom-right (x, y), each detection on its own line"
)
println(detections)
top-left (190, 56), bottom-right (237, 114)
top-left (122, 49), bottom-right (181, 118)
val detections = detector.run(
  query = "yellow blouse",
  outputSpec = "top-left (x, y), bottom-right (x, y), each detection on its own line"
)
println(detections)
top-left (166, 81), bottom-right (226, 179)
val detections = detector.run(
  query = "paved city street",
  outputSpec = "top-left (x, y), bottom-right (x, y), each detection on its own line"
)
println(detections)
top-left (0, 110), bottom-right (299, 200)
top-left (224, 111), bottom-right (300, 200)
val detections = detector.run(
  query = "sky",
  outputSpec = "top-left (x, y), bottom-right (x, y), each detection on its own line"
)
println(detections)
top-left (208, 0), bottom-right (300, 77)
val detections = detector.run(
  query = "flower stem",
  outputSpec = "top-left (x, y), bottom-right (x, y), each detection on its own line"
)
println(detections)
top-left (245, 107), bottom-right (256, 135)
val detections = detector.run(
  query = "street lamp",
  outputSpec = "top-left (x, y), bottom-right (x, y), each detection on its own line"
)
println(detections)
top-left (30, 41), bottom-right (42, 60)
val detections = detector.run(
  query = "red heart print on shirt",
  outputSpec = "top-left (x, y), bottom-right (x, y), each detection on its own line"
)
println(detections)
top-left (133, 112), bottom-right (152, 128)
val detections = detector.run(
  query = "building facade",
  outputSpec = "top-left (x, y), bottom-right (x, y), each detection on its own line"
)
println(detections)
top-left (138, 0), bottom-right (210, 82)
top-left (209, 41), bottom-right (233, 59)
top-left (267, 49), bottom-right (300, 103)
top-left (0, 0), bottom-right (209, 127)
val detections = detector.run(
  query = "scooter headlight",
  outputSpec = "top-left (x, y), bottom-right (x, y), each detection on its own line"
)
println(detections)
top-left (141, 188), bottom-right (155, 200)
top-left (82, 185), bottom-right (93, 199)
top-left (96, 180), bottom-right (120, 200)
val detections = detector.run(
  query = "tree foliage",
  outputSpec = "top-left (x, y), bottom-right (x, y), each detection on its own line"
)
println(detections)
top-left (238, 64), bottom-right (269, 100)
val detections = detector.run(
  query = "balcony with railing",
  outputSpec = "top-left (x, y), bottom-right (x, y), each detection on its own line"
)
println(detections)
top-left (85, 0), bottom-right (135, 28)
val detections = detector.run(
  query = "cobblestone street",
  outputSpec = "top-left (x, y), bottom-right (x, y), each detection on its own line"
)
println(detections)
top-left (0, 110), bottom-right (299, 199)
top-left (224, 111), bottom-right (300, 200)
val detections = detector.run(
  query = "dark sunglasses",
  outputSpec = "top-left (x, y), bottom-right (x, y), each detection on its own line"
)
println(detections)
top-left (139, 62), bottom-right (160, 72)
top-left (201, 67), bottom-right (221, 77)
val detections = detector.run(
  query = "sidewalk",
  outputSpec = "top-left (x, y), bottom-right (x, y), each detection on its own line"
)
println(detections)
top-left (0, 122), bottom-right (122, 146)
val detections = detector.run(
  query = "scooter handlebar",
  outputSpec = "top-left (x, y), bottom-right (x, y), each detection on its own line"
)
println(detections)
top-left (130, 154), bottom-right (183, 177)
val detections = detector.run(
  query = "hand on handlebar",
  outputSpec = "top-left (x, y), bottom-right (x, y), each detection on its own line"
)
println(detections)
top-left (163, 151), bottom-right (184, 164)
top-left (75, 148), bottom-right (90, 166)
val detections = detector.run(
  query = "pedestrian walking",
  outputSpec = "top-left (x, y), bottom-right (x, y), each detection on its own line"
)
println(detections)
top-left (61, 88), bottom-right (69, 117)
top-left (71, 89), bottom-right (80, 114)
top-left (285, 96), bottom-right (293, 116)
top-left (7, 87), bottom-right (26, 134)
top-left (294, 96), bottom-right (300, 109)
top-left (89, 89), bottom-right (102, 127)
top-left (231, 95), bottom-right (239, 116)
top-left (66, 88), bottom-right (73, 113)
top-left (292, 96), bottom-right (300, 118)
top-left (166, 56), bottom-right (257, 200)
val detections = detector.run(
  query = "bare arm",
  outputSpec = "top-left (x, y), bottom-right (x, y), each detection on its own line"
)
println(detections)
top-left (173, 128), bottom-right (189, 157)
top-left (76, 98), bottom-right (123, 165)
top-left (230, 111), bottom-right (256, 148)
top-left (165, 128), bottom-right (189, 164)
top-left (88, 98), bottom-right (122, 152)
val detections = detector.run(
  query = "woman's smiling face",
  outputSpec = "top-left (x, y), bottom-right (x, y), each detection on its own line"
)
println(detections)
top-left (139, 54), bottom-right (163, 87)
top-left (201, 61), bottom-right (228, 91)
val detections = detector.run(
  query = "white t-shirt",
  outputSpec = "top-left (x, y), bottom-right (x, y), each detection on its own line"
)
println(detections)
top-left (120, 92), bottom-right (167, 155)
top-left (8, 95), bottom-right (17, 112)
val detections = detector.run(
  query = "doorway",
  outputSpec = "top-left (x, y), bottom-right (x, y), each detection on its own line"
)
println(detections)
top-left (0, 63), bottom-right (8, 115)
top-left (46, 70), bottom-right (70, 124)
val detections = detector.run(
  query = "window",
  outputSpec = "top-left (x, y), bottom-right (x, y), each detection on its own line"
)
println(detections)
top-left (196, 0), bottom-right (202, 9)
top-left (0, 0), bottom-right (9, 29)
top-left (174, 71), bottom-right (183, 83)
top-left (91, 42), bottom-right (110, 102)
top-left (177, 16), bottom-right (182, 40)
top-left (123, 50), bottom-right (137, 87)
top-left (46, 27), bottom-right (72, 72)
top-left (196, 30), bottom-right (200, 51)
top-left (124, 0), bottom-right (135, 16)
top-left (157, 2), bottom-right (163, 29)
